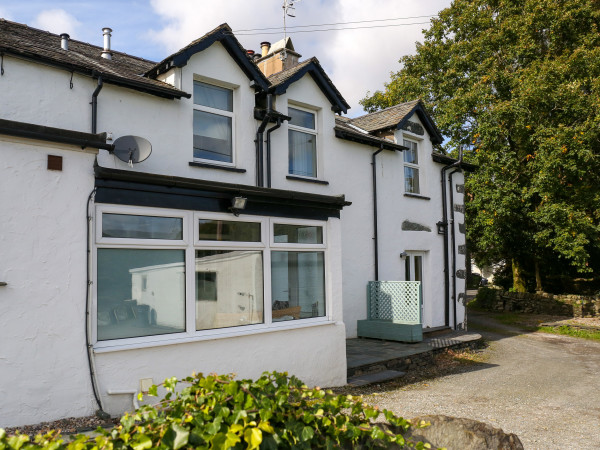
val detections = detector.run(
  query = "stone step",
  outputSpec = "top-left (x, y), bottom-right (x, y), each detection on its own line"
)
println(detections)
top-left (347, 369), bottom-right (406, 387)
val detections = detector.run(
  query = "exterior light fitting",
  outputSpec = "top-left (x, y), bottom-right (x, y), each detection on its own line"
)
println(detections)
top-left (230, 196), bottom-right (247, 216)
top-left (399, 252), bottom-right (408, 259)
top-left (436, 221), bottom-right (447, 235)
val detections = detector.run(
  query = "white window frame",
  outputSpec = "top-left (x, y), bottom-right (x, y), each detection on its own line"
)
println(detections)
top-left (93, 207), bottom-right (331, 351)
top-left (192, 78), bottom-right (236, 167)
top-left (403, 138), bottom-right (421, 195)
top-left (288, 105), bottom-right (318, 179)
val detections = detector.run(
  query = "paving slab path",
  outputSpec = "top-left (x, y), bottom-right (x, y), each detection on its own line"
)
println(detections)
top-left (363, 310), bottom-right (600, 449)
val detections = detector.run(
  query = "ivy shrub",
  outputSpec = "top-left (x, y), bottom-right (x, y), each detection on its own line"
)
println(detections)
top-left (0, 371), bottom-right (434, 449)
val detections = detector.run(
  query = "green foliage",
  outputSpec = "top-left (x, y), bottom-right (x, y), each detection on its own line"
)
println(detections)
top-left (0, 372), bottom-right (433, 450)
top-left (361, 0), bottom-right (600, 290)
top-left (473, 287), bottom-right (499, 310)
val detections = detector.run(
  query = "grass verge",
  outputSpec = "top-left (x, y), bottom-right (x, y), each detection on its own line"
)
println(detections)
top-left (538, 325), bottom-right (600, 341)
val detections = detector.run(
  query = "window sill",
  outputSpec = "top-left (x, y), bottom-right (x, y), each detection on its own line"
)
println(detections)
top-left (189, 162), bottom-right (246, 173)
top-left (286, 175), bottom-right (329, 185)
top-left (404, 193), bottom-right (431, 200)
top-left (93, 319), bottom-right (337, 353)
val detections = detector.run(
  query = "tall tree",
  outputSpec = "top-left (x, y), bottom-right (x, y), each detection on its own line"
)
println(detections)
top-left (361, 0), bottom-right (600, 291)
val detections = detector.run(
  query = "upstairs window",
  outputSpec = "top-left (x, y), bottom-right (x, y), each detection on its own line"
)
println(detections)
top-left (288, 107), bottom-right (317, 178)
top-left (403, 139), bottom-right (420, 194)
top-left (193, 81), bottom-right (234, 164)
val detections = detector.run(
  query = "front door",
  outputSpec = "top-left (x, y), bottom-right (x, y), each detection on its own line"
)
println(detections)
top-left (404, 252), bottom-right (425, 325)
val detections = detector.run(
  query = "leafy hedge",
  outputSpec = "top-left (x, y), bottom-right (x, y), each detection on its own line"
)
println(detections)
top-left (0, 372), bottom-right (433, 449)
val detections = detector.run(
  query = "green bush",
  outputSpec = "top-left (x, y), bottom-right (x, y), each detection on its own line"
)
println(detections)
top-left (473, 287), bottom-right (498, 310)
top-left (0, 372), bottom-right (432, 449)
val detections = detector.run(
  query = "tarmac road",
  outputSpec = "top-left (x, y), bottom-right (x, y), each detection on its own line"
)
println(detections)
top-left (365, 309), bottom-right (600, 449)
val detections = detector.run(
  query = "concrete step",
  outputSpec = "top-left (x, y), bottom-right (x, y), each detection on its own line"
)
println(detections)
top-left (347, 369), bottom-right (405, 387)
top-left (422, 326), bottom-right (452, 338)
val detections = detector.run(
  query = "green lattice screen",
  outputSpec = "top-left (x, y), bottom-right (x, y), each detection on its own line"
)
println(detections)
top-left (367, 281), bottom-right (422, 324)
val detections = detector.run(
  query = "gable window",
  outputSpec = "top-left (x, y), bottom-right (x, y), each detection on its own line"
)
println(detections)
top-left (288, 107), bottom-right (317, 178)
top-left (193, 81), bottom-right (234, 164)
top-left (403, 139), bottom-right (420, 194)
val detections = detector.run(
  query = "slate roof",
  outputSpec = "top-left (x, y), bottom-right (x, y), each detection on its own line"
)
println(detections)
top-left (334, 117), bottom-right (405, 151)
top-left (268, 57), bottom-right (350, 114)
top-left (0, 19), bottom-right (189, 99)
top-left (349, 100), bottom-right (443, 145)
top-left (350, 100), bottom-right (421, 132)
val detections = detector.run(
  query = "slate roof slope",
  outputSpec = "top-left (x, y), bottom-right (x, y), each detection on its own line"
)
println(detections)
top-left (334, 117), bottom-right (405, 151)
top-left (349, 100), bottom-right (443, 145)
top-left (350, 100), bottom-right (421, 132)
top-left (0, 19), bottom-right (189, 99)
top-left (268, 57), bottom-right (350, 114)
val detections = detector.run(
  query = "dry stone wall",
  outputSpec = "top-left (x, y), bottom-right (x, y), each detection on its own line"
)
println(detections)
top-left (481, 288), bottom-right (600, 318)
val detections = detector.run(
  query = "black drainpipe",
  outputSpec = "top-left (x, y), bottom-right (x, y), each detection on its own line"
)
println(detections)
top-left (91, 75), bottom-right (103, 134)
top-left (448, 147), bottom-right (464, 329)
top-left (448, 168), bottom-right (460, 329)
top-left (255, 94), bottom-right (273, 187)
top-left (372, 145), bottom-right (384, 281)
top-left (265, 116), bottom-right (283, 188)
top-left (440, 153), bottom-right (462, 327)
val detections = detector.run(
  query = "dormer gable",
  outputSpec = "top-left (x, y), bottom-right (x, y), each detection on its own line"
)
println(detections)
top-left (145, 23), bottom-right (270, 92)
top-left (267, 57), bottom-right (349, 114)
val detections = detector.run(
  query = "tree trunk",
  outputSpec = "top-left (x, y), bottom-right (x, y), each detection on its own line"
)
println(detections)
top-left (534, 260), bottom-right (543, 292)
top-left (512, 259), bottom-right (527, 292)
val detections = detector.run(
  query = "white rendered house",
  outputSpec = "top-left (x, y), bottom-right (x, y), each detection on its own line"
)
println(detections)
top-left (0, 20), bottom-right (470, 427)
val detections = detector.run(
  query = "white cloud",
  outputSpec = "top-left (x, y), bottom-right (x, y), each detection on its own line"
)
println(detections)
top-left (149, 0), bottom-right (451, 115)
top-left (32, 9), bottom-right (81, 38)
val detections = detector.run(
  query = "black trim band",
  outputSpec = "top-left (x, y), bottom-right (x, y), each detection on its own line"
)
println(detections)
top-left (94, 165), bottom-right (349, 220)
top-left (0, 118), bottom-right (111, 150)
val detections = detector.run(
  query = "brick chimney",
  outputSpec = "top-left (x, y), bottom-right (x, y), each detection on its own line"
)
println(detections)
top-left (256, 37), bottom-right (301, 77)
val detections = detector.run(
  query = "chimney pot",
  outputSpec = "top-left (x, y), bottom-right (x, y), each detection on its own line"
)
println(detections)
top-left (101, 27), bottom-right (112, 60)
top-left (260, 41), bottom-right (271, 57)
top-left (60, 33), bottom-right (70, 51)
top-left (247, 49), bottom-right (255, 57)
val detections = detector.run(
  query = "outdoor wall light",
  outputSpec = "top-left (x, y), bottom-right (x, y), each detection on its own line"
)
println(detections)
top-left (230, 196), bottom-right (247, 216)
top-left (399, 251), bottom-right (408, 259)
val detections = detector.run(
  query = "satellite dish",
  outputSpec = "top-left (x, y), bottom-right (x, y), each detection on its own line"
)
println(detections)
top-left (112, 135), bottom-right (152, 165)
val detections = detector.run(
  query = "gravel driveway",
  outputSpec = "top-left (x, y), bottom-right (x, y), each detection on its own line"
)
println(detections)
top-left (361, 310), bottom-right (600, 449)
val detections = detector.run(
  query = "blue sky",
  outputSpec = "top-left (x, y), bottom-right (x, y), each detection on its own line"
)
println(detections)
top-left (0, 0), bottom-right (452, 115)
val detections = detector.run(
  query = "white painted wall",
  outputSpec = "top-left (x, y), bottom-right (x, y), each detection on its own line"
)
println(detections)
top-left (0, 43), bottom-right (348, 427)
top-left (0, 137), bottom-right (98, 427)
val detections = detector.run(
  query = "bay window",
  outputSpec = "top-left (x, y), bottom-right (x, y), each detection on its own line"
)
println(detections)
top-left (288, 107), bottom-right (317, 178)
top-left (95, 207), bottom-right (329, 346)
top-left (193, 81), bottom-right (234, 164)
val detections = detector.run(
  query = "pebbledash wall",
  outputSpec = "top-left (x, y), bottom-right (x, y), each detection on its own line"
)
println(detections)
top-left (0, 43), bottom-right (347, 426)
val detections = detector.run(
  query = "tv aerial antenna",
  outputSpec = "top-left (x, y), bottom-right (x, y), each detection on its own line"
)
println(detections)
top-left (281, 0), bottom-right (300, 61)
top-left (111, 135), bottom-right (152, 167)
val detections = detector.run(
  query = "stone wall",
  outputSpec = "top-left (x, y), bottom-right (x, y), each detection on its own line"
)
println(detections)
top-left (480, 288), bottom-right (600, 318)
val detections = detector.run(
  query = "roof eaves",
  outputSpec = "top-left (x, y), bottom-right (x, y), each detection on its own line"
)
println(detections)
top-left (334, 126), bottom-right (406, 152)
top-left (431, 152), bottom-right (477, 171)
